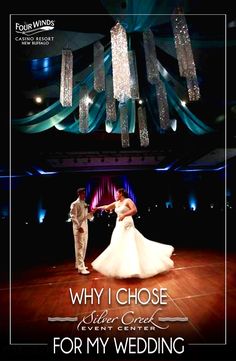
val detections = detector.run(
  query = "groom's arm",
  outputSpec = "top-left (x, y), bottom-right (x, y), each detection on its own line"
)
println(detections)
top-left (70, 203), bottom-right (83, 227)
top-left (87, 212), bottom-right (94, 221)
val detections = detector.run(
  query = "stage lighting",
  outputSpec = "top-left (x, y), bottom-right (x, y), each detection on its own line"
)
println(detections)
top-left (35, 96), bottom-right (42, 103)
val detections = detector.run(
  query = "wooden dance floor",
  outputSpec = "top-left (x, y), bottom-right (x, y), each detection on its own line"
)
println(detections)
top-left (1, 249), bottom-right (235, 359)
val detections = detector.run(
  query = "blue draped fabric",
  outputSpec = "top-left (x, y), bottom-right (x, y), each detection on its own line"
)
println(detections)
top-left (12, 50), bottom-right (111, 133)
top-left (117, 1), bottom-right (161, 32)
top-left (100, 0), bottom-right (190, 32)
top-left (158, 60), bottom-right (214, 134)
top-left (147, 73), bottom-right (213, 135)
top-left (12, 46), bottom-right (136, 135)
top-left (142, 47), bottom-right (214, 135)
top-left (11, 2), bottom-right (219, 137)
top-left (163, 79), bottom-right (214, 135)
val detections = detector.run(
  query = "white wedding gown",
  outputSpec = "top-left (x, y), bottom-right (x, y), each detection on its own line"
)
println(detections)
top-left (91, 204), bottom-right (174, 279)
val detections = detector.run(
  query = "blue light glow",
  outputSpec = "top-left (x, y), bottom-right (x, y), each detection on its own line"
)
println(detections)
top-left (31, 59), bottom-right (39, 70)
top-left (86, 182), bottom-right (92, 199)
top-left (43, 58), bottom-right (49, 68)
top-left (189, 193), bottom-right (197, 211)
top-left (38, 199), bottom-right (46, 223)
top-left (155, 165), bottom-right (171, 171)
top-left (227, 189), bottom-right (231, 197)
top-left (176, 169), bottom-right (205, 172)
top-left (122, 176), bottom-right (136, 203)
top-left (38, 209), bottom-right (46, 223)
top-left (35, 168), bottom-right (57, 175)
top-left (214, 165), bottom-right (226, 171)
top-left (1, 207), bottom-right (9, 217)
top-left (0, 175), bottom-right (23, 178)
top-left (176, 166), bottom-right (226, 172)
top-left (43, 58), bottom-right (50, 73)
top-left (31, 57), bottom-right (51, 73)
top-left (165, 201), bottom-right (173, 209)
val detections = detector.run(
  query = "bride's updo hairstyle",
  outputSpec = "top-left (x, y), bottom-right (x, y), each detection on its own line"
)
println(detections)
top-left (117, 188), bottom-right (129, 198)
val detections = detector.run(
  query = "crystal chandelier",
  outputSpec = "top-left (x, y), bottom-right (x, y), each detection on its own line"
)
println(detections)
top-left (138, 106), bottom-right (149, 147)
top-left (171, 7), bottom-right (200, 101)
top-left (94, 41), bottom-right (105, 92)
top-left (60, 49), bottom-right (73, 107)
top-left (110, 22), bottom-right (131, 103)
top-left (79, 84), bottom-right (90, 133)
top-left (156, 81), bottom-right (170, 130)
top-left (128, 50), bottom-right (140, 99)
top-left (119, 102), bottom-right (130, 148)
top-left (105, 74), bottom-right (116, 123)
top-left (143, 29), bottom-right (170, 130)
top-left (59, 16), bottom-right (201, 146)
top-left (143, 29), bottom-right (160, 85)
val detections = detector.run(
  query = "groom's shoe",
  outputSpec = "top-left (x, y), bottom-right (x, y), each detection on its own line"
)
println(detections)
top-left (79, 269), bottom-right (90, 275)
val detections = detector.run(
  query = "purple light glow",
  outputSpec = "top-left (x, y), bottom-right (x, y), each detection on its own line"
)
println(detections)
top-left (91, 176), bottom-right (118, 209)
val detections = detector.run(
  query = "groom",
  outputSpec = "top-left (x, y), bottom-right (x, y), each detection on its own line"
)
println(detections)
top-left (70, 188), bottom-right (94, 275)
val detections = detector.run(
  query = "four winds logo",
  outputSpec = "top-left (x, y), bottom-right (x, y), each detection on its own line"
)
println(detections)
top-left (15, 20), bottom-right (55, 36)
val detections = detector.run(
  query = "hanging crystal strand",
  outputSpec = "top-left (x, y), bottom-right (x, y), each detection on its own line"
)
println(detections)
top-left (171, 8), bottom-right (192, 77)
top-left (79, 84), bottom-right (89, 133)
top-left (110, 22), bottom-right (131, 103)
top-left (156, 80), bottom-right (170, 130)
top-left (105, 74), bottom-right (116, 123)
top-left (128, 50), bottom-right (140, 99)
top-left (119, 102), bottom-right (130, 148)
top-left (186, 76), bottom-right (200, 101)
top-left (138, 106), bottom-right (149, 147)
top-left (94, 41), bottom-right (105, 92)
top-left (143, 29), bottom-right (160, 84)
top-left (143, 29), bottom-right (169, 132)
top-left (171, 7), bottom-right (200, 101)
top-left (60, 49), bottom-right (73, 107)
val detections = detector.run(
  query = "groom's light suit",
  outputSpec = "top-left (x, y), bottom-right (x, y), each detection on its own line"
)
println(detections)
top-left (70, 197), bottom-right (94, 271)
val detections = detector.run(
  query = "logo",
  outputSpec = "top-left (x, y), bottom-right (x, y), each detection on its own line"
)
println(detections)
top-left (15, 20), bottom-right (55, 36)
top-left (14, 19), bottom-right (55, 46)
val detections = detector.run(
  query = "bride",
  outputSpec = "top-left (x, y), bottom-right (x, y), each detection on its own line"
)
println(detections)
top-left (91, 188), bottom-right (174, 279)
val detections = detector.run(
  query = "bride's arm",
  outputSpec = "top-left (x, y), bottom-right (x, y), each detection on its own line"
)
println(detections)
top-left (93, 201), bottom-right (116, 212)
